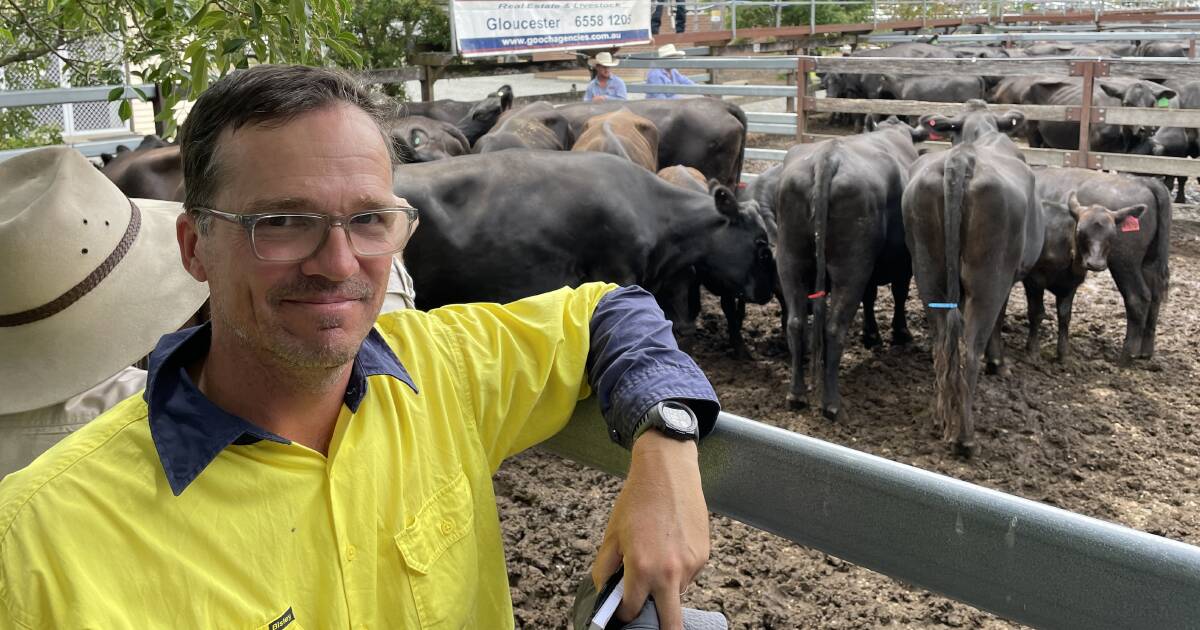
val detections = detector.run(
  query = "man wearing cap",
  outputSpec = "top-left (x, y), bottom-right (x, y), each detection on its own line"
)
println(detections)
top-left (585, 52), bottom-right (628, 102)
top-left (0, 148), bottom-right (209, 479)
top-left (0, 64), bottom-right (716, 630)
top-left (645, 44), bottom-right (696, 100)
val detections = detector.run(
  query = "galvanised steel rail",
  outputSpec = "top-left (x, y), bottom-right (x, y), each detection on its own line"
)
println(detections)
top-left (0, 85), bottom-right (160, 163)
top-left (543, 401), bottom-right (1200, 629)
top-left (865, 29), bottom-right (1200, 42)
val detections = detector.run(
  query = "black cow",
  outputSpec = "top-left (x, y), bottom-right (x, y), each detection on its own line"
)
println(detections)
top-left (473, 101), bottom-right (575, 152)
top-left (822, 43), bottom-right (957, 129)
top-left (1031, 168), bottom-right (1172, 365)
top-left (101, 143), bottom-right (183, 201)
top-left (903, 100), bottom-right (1041, 456)
top-left (1136, 41), bottom-right (1188, 58)
top-left (1025, 79), bottom-right (1177, 152)
top-left (99, 134), bottom-right (171, 166)
top-left (555, 98), bottom-right (747, 187)
top-left (401, 85), bottom-right (514, 144)
top-left (1128, 124), bottom-right (1195, 203)
top-left (776, 116), bottom-right (927, 420)
top-left (393, 151), bottom-right (774, 347)
top-left (387, 116), bottom-right (470, 163)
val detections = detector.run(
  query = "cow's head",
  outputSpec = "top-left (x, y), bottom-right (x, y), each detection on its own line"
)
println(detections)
top-left (1068, 191), bottom-right (1146, 272)
top-left (867, 115), bottom-right (930, 142)
top-left (919, 100), bottom-right (1023, 144)
top-left (1099, 80), bottom-right (1177, 148)
top-left (701, 181), bottom-right (775, 304)
top-left (456, 85), bottom-right (514, 144)
top-left (389, 118), bottom-right (471, 163)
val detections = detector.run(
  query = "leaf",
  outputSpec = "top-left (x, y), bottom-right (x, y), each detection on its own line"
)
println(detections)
top-left (289, 0), bottom-right (308, 27)
top-left (165, 0), bottom-right (174, 18)
top-left (107, 86), bottom-right (125, 101)
top-left (197, 9), bottom-right (227, 30)
top-left (118, 100), bottom-right (133, 121)
top-left (221, 38), bottom-right (248, 54)
top-left (185, 3), bottom-right (209, 28)
top-left (190, 49), bottom-right (209, 96)
top-left (133, 86), bottom-right (149, 101)
top-left (0, 27), bottom-right (13, 44)
top-left (184, 39), bottom-right (207, 60)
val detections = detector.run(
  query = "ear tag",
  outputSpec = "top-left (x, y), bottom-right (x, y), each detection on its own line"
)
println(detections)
top-left (1157, 97), bottom-right (1171, 108)
top-left (1120, 216), bottom-right (1141, 232)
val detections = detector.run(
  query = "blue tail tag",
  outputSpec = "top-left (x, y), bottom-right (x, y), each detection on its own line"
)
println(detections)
top-left (928, 302), bottom-right (958, 309)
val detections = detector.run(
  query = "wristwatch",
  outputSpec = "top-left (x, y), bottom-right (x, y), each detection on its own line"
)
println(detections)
top-left (632, 401), bottom-right (700, 443)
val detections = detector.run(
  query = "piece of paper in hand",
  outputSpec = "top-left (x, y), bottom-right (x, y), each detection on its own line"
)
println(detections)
top-left (1120, 216), bottom-right (1141, 233)
top-left (590, 577), bottom-right (625, 630)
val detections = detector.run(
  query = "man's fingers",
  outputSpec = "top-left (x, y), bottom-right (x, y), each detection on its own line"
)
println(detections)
top-left (590, 537), bottom-right (621, 589)
top-left (616, 575), bottom-right (650, 623)
top-left (653, 585), bottom-right (685, 630)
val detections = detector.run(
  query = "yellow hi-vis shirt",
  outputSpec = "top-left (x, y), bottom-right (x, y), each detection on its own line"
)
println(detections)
top-left (0, 283), bottom-right (717, 629)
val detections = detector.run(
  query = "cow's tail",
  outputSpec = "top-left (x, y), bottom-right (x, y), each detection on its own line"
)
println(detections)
top-left (1145, 175), bottom-right (1172, 304)
top-left (723, 101), bottom-right (749, 187)
top-left (809, 142), bottom-right (838, 404)
top-left (935, 149), bottom-right (972, 445)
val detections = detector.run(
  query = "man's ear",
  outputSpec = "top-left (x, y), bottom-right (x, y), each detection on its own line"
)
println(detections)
top-left (177, 211), bottom-right (209, 283)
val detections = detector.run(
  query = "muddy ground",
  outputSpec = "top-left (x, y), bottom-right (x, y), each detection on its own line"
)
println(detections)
top-left (496, 118), bottom-right (1200, 628)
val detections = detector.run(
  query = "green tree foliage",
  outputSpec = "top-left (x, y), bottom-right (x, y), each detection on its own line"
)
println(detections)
top-left (1, 0), bottom-right (363, 138)
top-left (339, 0), bottom-right (449, 98)
top-left (729, 0), bottom-right (871, 30)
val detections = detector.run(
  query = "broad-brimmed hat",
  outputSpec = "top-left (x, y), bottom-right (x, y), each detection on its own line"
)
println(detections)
top-left (589, 52), bottom-right (620, 68)
top-left (0, 147), bottom-right (209, 414)
top-left (657, 44), bottom-right (686, 58)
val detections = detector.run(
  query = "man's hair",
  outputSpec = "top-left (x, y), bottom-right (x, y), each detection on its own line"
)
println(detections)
top-left (179, 64), bottom-right (396, 230)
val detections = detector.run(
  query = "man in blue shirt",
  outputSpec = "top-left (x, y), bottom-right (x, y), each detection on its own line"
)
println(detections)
top-left (645, 44), bottom-right (696, 100)
top-left (584, 52), bottom-right (627, 102)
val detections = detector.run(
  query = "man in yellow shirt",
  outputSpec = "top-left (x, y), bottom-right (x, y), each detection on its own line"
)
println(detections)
top-left (0, 65), bottom-right (718, 629)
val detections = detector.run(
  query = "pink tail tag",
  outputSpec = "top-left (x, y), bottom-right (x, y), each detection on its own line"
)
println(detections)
top-left (1120, 216), bottom-right (1141, 232)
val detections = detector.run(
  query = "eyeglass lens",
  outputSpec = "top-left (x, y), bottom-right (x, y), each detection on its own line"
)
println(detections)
top-left (250, 210), bottom-right (414, 261)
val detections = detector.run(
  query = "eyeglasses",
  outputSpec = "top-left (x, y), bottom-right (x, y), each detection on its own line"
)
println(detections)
top-left (190, 206), bottom-right (419, 263)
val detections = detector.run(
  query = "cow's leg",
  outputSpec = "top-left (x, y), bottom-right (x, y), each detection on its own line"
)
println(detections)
top-left (1054, 287), bottom-right (1077, 361)
top-left (657, 273), bottom-right (698, 353)
top-left (1175, 176), bottom-right (1187, 204)
top-left (1109, 265), bottom-right (1151, 366)
top-left (890, 275), bottom-right (913, 345)
top-left (1023, 281), bottom-right (1045, 358)
top-left (722, 295), bottom-right (750, 359)
top-left (860, 285), bottom-right (883, 349)
top-left (1026, 123), bottom-right (1045, 149)
top-left (984, 297), bottom-right (1011, 377)
top-left (785, 292), bottom-right (810, 410)
top-left (822, 273), bottom-right (872, 421)
top-left (956, 290), bottom-right (1008, 457)
top-left (1140, 265), bottom-right (1165, 360)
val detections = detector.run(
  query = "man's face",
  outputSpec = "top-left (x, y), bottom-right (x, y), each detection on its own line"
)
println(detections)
top-left (596, 64), bottom-right (612, 79)
top-left (197, 104), bottom-right (400, 369)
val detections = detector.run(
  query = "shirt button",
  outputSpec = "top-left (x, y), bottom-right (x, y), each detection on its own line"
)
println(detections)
top-left (346, 544), bottom-right (357, 562)
top-left (440, 518), bottom-right (455, 535)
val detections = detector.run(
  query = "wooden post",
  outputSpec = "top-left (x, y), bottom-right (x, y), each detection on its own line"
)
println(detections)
top-left (1076, 59), bottom-right (1096, 169)
top-left (796, 57), bottom-right (811, 142)
top-left (1190, 38), bottom-right (1196, 59)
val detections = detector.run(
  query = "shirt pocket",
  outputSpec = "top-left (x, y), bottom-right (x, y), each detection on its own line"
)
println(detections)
top-left (394, 471), bottom-right (479, 629)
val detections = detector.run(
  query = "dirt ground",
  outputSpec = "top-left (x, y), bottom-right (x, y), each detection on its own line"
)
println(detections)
top-left (496, 117), bottom-right (1200, 628)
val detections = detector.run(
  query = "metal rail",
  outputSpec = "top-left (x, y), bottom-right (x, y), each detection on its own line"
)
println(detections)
top-left (543, 401), bottom-right (1200, 630)
top-left (0, 84), bottom-right (157, 108)
top-left (865, 30), bottom-right (1200, 42)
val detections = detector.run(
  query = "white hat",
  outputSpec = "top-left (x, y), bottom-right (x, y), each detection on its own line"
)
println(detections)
top-left (657, 44), bottom-right (686, 58)
top-left (589, 52), bottom-right (620, 68)
top-left (0, 147), bottom-right (209, 414)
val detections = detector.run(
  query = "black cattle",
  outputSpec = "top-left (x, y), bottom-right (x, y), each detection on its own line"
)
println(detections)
top-left (555, 98), bottom-right (747, 187)
top-left (776, 116), bottom-right (927, 420)
top-left (1025, 79), bottom-right (1177, 152)
top-left (903, 100), bottom-right (1041, 456)
top-left (474, 101), bottom-right (575, 152)
top-left (948, 45), bottom-right (1014, 59)
top-left (1136, 41), bottom-right (1188, 57)
top-left (401, 85), bottom-right (514, 144)
top-left (387, 116), bottom-right (470, 163)
top-left (1032, 168), bottom-right (1172, 365)
top-left (99, 134), bottom-right (170, 166)
top-left (101, 144), bottom-right (183, 201)
top-left (393, 151), bottom-right (774, 347)
top-left (1021, 191), bottom-right (1147, 362)
top-left (1129, 124), bottom-right (1195, 203)
top-left (822, 43), bottom-right (957, 129)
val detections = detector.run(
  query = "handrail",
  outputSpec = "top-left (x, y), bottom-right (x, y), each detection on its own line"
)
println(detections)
top-left (542, 400), bottom-right (1200, 629)
top-left (0, 85), bottom-right (157, 109)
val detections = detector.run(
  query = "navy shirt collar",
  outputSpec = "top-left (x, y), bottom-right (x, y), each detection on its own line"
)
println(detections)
top-left (145, 322), bottom-right (417, 496)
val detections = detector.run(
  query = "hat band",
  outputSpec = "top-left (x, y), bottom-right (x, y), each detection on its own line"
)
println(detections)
top-left (0, 200), bottom-right (142, 328)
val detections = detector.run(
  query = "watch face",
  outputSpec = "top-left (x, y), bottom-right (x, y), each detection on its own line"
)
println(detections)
top-left (661, 404), bottom-right (696, 432)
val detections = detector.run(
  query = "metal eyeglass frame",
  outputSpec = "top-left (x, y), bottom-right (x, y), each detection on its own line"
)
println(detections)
top-left (190, 206), bottom-right (419, 262)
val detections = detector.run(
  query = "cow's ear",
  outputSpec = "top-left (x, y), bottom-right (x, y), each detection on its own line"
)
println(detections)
top-left (1098, 80), bottom-right (1127, 100)
top-left (1067, 191), bottom-right (1083, 221)
top-left (1150, 85), bottom-right (1177, 102)
top-left (712, 184), bottom-right (740, 219)
top-left (997, 111), bottom-right (1025, 134)
top-left (919, 114), bottom-right (961, 134)
top-left (1111, 203), bottom-right (1147, 223)
top-left (100, 152), bottom-right (115, 165)
top-left (498, 85), bottom-right (514, 111)
top-left (116, 145), bottom-right (130, 153)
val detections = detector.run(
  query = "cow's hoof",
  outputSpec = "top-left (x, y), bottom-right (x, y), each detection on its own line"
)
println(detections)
top-left (1117, 354), bottom-right (1134, 368)
top-left (862, 332), bottom-right (883, 349)
top-left (822, 405), bottom-right (842, 422)
top-left (952, 439), bottom-right (979, 459)
top-left (787, 394), bottom-right (809, 411)
top-left (892, 329), bottom-right (914, 346)
top-left (985, 361), bottom-right (1010, 377)
top-left (729, 344), bottom-right (752, 360)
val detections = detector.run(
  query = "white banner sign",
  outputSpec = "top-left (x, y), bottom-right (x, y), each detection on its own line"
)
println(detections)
top-left (452, 0), bottom-right (652, 58)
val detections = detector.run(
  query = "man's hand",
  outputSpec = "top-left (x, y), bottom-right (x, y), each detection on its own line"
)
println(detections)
top-left (591, 430), bottom-right (709, 630)
top-left (593, 95), bottom-right (607, 102)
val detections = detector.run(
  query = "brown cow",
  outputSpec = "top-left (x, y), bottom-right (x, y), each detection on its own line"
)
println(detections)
top-left (656, 165), bottom-right (707, 190)
top-left (572, 109), bottom-right (659, 172)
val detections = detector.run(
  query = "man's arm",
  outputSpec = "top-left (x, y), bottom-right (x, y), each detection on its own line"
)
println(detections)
top-left (673, 69), bottom-right (696, 86)
top-left (584, 81), bottom-right (597, 101)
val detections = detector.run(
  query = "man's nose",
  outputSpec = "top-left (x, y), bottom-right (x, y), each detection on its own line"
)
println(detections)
top-left (301, 225), bottom-right (359, 281)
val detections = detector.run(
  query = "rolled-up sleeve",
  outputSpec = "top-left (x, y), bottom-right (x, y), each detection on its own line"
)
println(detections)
top-left (587, 286), bottom-right (719, 448)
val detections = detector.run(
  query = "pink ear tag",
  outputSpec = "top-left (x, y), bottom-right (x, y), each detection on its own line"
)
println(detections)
top-left (1120, 216), bottom-right (1141, 232)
